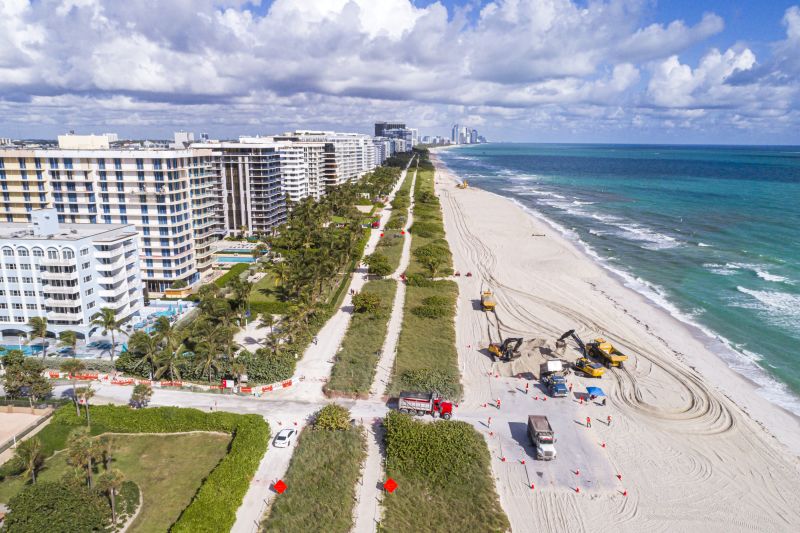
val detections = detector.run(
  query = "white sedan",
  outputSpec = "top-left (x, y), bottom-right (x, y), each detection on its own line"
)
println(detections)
top-left (273, 428), bottom-right (297, 448)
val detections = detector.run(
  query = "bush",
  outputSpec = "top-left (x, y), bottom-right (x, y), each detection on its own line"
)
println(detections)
top-left (41, 357), bottom-right (116, 373)
top-left (171, 279), bottom-right (188, 289)
top-left (364, 252), bottom-right (392, 277)
top-left (4, 481), bottom-right (108, 533)
top-left (352, 291), bottom-right (382, 314)
top-left (422, 295), bottom-right (451, 307)
top-left (409, 221), bottom-right (441, 238)
top-left (314, 404), bottom-right (351, 431)
top-left (117, 480), bottom-right (140, 522)
top-left (411, 305), bottom-right (448, 319)
top-left (241, 349), bottom-right (296, 384)
top-left (214, 264), bottom-right (249, 288)
top-left (405, 273), bottom-right (434, 287)
top-left (249, 301), bottom-right (292, 316)
top-left (399, 368), bottom-right (461, 400)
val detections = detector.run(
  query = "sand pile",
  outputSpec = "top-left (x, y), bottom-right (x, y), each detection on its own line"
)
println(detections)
top-left (496, 337), bottom-right (572, 378)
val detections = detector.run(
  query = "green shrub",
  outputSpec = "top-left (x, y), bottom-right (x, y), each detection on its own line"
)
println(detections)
top-left (314, 404), bottom-right (351, 431)
top-left (240, 349), bottom-right (296, 384)
top-left (411, 304), bottom-right (448, 319)
top-left (399, 368), bottom-right (460, 400)
top-left (171, 279), bottom-right (188, 289)
top-left (409, 221), bottom-right (441, 238)
top-left (352, 291), bottom-right (382, 314)
top-left (422, 295), bottom-right (451, 307)
top-left (405, 273), bottom-right (434, 287)
top-left (249, 301), bottom-right (292, 316)
top-left (365, 252), bottom-right (392, 277)
top-left (4, 481), bottom-right (108, 533)
top-left (117, 480), bottom-right (140, 522)
top-left (214, 264), bottom-right (249, 288)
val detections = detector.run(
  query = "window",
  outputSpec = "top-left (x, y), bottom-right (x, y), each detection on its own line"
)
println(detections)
top-left (64, 158), bottom-right (73, 170)
top-left (80, 248), bottom-right (89, 256)
top-left (87, 301), bottom-right (95, 309)
top-left (98, 159), bottom-right (105, 169)
top-left (18, 157), bottom-right (26, 169)
top-left (2, 247), bottom-right (13, 256)
top-left (22, 277), bottom-right (33, 283)
top-left (81, 262), bottom-right (89, 269)
top-left (15, 317), bottom-right (25, 323)
top-left (34, 158), bottom-right (42, 169)
top-left (83, 275), bottom-right (91, 282)
top-left (85, 288), bottom-right (93, 295)
top-left (17, 248), bottom-right (29, 257)
top-left (24, 290), bottom-right (35, 296)
top-left (33, 248), bottom-right (44, 257)
top-left (136, 158), bottom-right (144, 170)
top-left (26, 303), bottom-right (37, 310)
top-left (114, 158), bottom-right (122, 170)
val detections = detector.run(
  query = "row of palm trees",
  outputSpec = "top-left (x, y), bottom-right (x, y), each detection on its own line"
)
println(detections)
top-left (25, 307), bottom-right (125, 361)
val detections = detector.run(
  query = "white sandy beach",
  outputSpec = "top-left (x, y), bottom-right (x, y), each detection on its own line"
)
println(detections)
top-left (432, 150), bottom-right (800, 532)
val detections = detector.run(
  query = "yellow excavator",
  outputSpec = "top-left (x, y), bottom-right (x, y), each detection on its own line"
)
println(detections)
top-left (489, 338), bottom-right (522, 362)
top-left (574, 358), bottom-right (605, 378)
top-left (456, 180), bottom-right (469, 189)
top-left (481, 290), bottom-right (496, 311)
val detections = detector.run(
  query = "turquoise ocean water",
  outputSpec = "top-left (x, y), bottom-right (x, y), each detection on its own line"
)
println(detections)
top-left (438, 144), bottom-right (800, 414)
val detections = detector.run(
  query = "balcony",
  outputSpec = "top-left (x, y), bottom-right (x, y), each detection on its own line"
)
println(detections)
top-left (41, 257), bottom-right (77, 268)
top-left (44, 297), bottom-right (80, 307)
top-left (41, 285), bottom-right (80, 295)
top-left (46, 310), bottom-right (84, 322)
top-left (40, 270), bottom-right (78, 281)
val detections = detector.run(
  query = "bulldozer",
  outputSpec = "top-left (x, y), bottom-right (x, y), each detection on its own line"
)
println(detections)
top-left (488, 338), bottom-right (522, 362)
top-left (481, 290), bottom-right (496, 311)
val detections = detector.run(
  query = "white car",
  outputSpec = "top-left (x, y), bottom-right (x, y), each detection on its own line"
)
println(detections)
top-left (273, 428), bottom-right (297, 448)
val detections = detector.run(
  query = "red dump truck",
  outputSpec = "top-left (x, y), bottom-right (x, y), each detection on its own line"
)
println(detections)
top-left (397, 391), bottom-right (453, 419)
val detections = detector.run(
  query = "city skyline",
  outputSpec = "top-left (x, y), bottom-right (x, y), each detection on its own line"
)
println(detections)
top-left (1, 0), bottom-right (799, 144)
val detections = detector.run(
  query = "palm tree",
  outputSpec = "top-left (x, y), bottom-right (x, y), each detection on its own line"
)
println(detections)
top-left (58, 330), bottom-right (78, 355)
top-left (91, 308), bottom-right (124, 362)
top-left (98, 469), bottom-right (125, 525)
top-left (67, 431), bottom-right (99, 489)
top-left (251, 243), bottom-right (268, 260)
top-left (14, 437), bottom-right (43, 484)
top-left (60, 358), bottom-right (86, 416)
top-left (128, 331), bottom-right (161, 379)
top-left (258, 313), bottom-right (275, 334)
top-left (194, 349), bottom-right (222, 383)
top-left (75, 385), bottom-right (95, 426)
top-left (155, 347), bottom-right (184, 383)
top-left (26, 317), bottom-right (49, 358)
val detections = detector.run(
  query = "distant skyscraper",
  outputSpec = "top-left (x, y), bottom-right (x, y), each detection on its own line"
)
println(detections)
top-left (470, 129), bottom-right (478, 144)
top-left (375, 121), bottom-right (405, 137)
top-left (451, 124), bottom-right (459, 144)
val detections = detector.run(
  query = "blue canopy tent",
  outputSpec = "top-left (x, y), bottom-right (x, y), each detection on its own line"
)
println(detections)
top-left (586, 386), bottom-right (605, 397)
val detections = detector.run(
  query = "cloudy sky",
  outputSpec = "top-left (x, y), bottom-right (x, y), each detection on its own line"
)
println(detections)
top-left (1, 0), bottom-right (799, 143)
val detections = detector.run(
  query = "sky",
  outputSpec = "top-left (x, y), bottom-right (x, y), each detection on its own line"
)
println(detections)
top-left (1, 0), bottom-right (799, 144)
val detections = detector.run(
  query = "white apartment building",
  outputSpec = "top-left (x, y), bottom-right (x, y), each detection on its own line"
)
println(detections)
top-left (0, 209), bottom-right (144, 340)
top-left (276, 131), bottom-right (376, 189)
top-left (0, 140), bottom-right (225, 293)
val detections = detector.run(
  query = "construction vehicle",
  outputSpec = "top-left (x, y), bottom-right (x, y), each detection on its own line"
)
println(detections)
top-left (542, 374), bottom-right (569, 397)
top-left (488, 337), bottom-right (522, 362)
top-left (574, 358), bottom-right (605, 378)
top-left (397, 391), bottom-right (453, 419)
top-left (528, 415), bottom-right (557, 460)
top-left (456, 180), bottom-right (469, 189)
top-left (588, 338), bottom-right (628, 368)
top-left (481, 290), bottom-right (496, 311)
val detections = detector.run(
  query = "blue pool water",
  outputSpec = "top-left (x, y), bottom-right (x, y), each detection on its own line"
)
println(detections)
top-left (217, 256), bottom-right (255, 263)
top-left (1, 344), bottom-right (43, 355)
top-left (438, 143), bottom-right (800, 414)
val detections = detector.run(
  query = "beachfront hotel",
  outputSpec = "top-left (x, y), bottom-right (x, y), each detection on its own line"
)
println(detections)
top-left (0, 137), bottom-right (224, 293)
top-left (0, 209), bottom-right (144, 340)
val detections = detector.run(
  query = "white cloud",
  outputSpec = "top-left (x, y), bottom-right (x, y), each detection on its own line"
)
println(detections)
top-left (0, 0), bottom-right (797, 142)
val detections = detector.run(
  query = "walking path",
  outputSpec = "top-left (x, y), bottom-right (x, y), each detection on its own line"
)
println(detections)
top-left (370, 164), bottom-right (417, 399)
top-left (351, 418), bottom-right (386, 533)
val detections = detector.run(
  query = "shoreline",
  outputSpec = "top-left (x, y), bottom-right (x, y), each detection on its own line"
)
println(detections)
top-left (431, 147), bottom-right (800, 454)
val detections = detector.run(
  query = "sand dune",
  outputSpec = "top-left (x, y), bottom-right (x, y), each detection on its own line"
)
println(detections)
top-left (433, 152), bottom-right (800, 532)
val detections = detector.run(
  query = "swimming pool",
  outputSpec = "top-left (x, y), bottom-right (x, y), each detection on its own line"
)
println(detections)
top-left (1, 344), bottom-right (43, 355)
top-left (217, 257), bottom-right (255, 263)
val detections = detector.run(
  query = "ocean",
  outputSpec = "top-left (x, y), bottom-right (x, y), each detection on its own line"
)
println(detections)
top-left (437, 143), bottom-right (800, 415)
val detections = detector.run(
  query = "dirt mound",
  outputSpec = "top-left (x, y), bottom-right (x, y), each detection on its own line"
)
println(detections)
top-left (495, 337), bottom-right (569, 378)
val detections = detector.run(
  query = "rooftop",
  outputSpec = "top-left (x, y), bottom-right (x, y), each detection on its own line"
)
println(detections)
top-left (0, 222), bottom-right (137, 242)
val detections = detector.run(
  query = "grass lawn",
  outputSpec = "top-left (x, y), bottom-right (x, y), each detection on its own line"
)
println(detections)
top-left (381, 412), bottom-right (509, 532)
top-left (249, 270), bottom-right (291, 315)
top-left (388, 280), bottom-right (462, 399)
top-left (376, 166), bottom-right (414, 271)
top-left (0, 432), bottom-right (230, 532)
top-left (326, 279), bottom-right (397, 396)
top-left (262, 426), bottom-right (366, 532)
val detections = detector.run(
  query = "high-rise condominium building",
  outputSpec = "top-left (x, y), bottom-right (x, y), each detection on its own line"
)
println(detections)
top-left (374, 121), bottom-right (406, 137)
top-left (0, 138), bottom-right (224, 293)
top-left (275, 131), bottom-right (375, 189)
top-left (0, 209), bottom-right (144, 340)
top-left (199, 137), bottom-right (327, 235)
